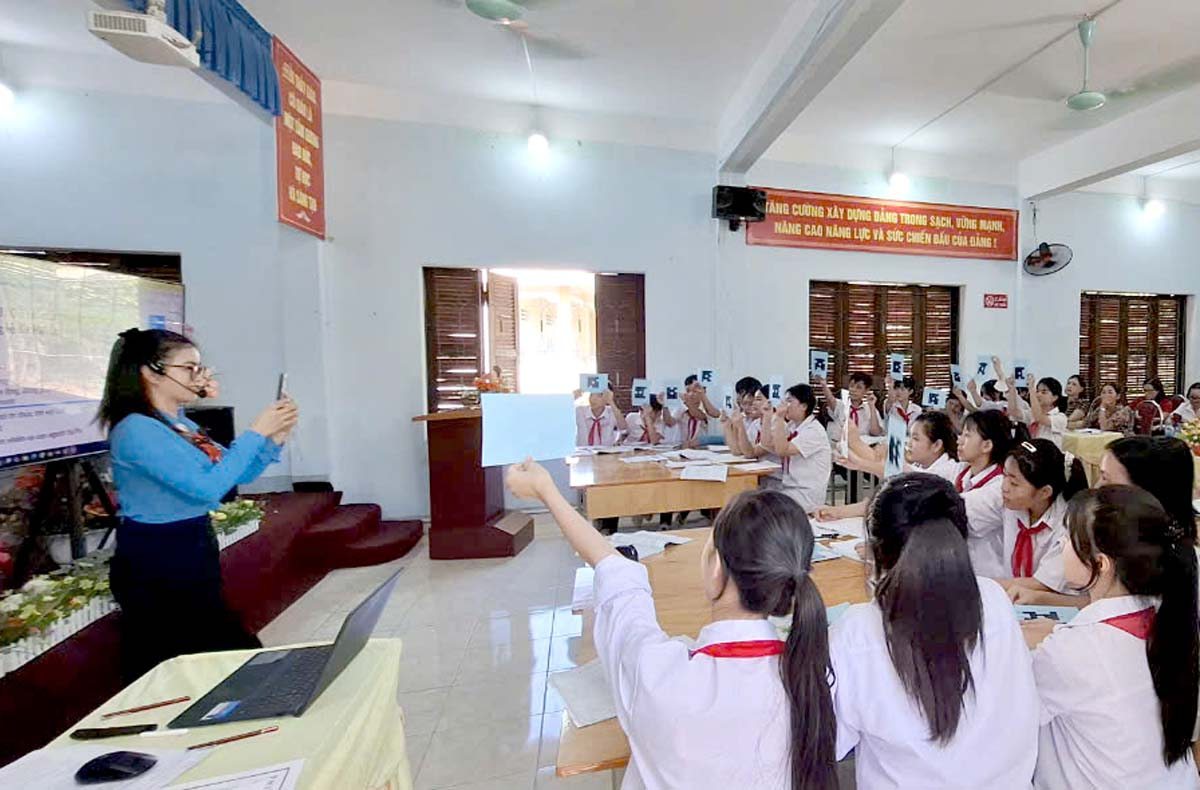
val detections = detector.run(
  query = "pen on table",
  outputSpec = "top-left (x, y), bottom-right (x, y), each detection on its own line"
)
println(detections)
top-left (187, 725), bottom-right (279, 751)
top-left (101, 696), bottom-right (191, 719)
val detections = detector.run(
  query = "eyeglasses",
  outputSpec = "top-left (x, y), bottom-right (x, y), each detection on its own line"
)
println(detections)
top-left (162, 363), bottom-right (213, 381)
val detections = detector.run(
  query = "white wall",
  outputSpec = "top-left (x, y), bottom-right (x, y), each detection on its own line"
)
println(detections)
top-left (0, 87), bottom-right (328, 484)
top-left (320, 118), bottom-right (718, 517)
top-left (718, 159), bottom-right (1021, 380)
top-left (1017, 191), bottom-right (1200, 384)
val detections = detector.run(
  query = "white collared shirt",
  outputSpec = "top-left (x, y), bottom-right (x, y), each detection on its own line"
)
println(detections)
top-left (827, 399), bottom-right (884, 442)
top-left (912, 452), bottom-right (959, 483)
top-left (892, 400), bottom-right (923, 429)
top-left (1173, 401), bottom-right (1198, 423)
top-left (592, 555), bottom-right (791, 790)
top-left (674, 407), bottom-right (712, 444)
top-left (830, 576), bottom-right (1039, 789)
top-left (1002, 497), bottom-right (1069, 590)
top-left (956, 463), bottom-right (1007, 578)
top-left (743, 416), bottom-right (762, 446)
top-left (576, 404), bottom-right (621, 447)
top-left (775, 415), bottom-right (832, 513)
top-left (1030, 406), bottom-right (1067, 449)
top-left (1033, 595), bottom-right (1200, 790)
top-left (625, 410), bottom-right (676, 445)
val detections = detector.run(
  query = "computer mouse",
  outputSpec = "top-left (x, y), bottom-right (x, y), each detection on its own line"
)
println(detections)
top-left (74, 751), bottom-right (157, 784)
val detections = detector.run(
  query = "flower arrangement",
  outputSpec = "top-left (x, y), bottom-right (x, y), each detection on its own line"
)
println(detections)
top-left (0, 555), bottom-right (113, 651)
top-left (209, 498), bottom-right (265, 536)
top-left (471, 372), bottom-right (507, 393)
top-left (1178, 419), bottom-right (1200, 456)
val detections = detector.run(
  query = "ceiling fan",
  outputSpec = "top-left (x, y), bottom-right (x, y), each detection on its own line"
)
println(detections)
top-left (1066, 18), bottom-right (1105, 111)
top-left (437, 0), bottom-right (590, 60)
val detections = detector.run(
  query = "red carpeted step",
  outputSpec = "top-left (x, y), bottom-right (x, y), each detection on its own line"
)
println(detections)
top-left (329, 520), bottom-right (424, 568)
top-left (296, 503), bottom-right (382, 558)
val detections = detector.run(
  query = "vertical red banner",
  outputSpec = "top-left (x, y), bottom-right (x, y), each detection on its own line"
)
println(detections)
top-left (272, 38), bottom-right (325, 239)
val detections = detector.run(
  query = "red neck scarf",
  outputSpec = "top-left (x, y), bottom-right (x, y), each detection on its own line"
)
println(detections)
top-left (691, 640), bottom-right (785, 659)
top-left (1012, 519), bottom-right (1049, 577)
top-left (172, 423), bottom-right (224, 464)
top-left (896, 404), bottom-right (913, 425)
top-left (956, 464), bottom-right (1002, 494)
top-left (588, 415), bottom-right (604, 445)
top-left (1101, 608), bottom-right (1155, 639)
top-left (781, 429), bottom-right (799, 474)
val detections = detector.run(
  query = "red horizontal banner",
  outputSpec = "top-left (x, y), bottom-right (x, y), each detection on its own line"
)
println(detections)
top-left (746, 188), bottom-right (1018, 261)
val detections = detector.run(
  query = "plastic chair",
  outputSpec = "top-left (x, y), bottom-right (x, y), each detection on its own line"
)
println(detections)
top-left (1132, 399), bottom-right (1163, 435)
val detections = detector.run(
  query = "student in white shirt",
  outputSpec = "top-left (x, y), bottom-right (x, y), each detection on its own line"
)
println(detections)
top-left (884, 375), bottom-right (923, 429)
top-left (1171, 382), bottom-right (1200, 426)
top-left (504, 463), bottom-right (838, 790)
top-left (839, 410), bottom-right (959, 482)
top-left (830, 472), bottom-right (1039, 789)
top-left (1024, 485), bottom-right (1200, 790)
top-left (625, 394), bottom-right (676, 446)
top-left (760, 384), bottom-right (832, 514)
top-left (722, 376), bottom-right (766, 458)
top-left (676, 374), bottom-right (720, 449)
top-left (1099, 436), bottom-right (1198, 539)
top-left (955, 410), bottom-right (1011, 578)
top-left (1005, 372), bottom-right (1067, 449)
top-left (818, 371), bottom-right (884, 442)
top-left (575, 386), bottom-right (627, 447)
top-left (1000, 439), bottom-right (1089, 605)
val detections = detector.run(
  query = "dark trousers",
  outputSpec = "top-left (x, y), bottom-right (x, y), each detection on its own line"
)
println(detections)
top-left (110, 516), bottom-right (260, 683)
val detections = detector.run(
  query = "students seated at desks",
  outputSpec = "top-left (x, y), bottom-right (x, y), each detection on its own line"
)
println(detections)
top-left (884, 376), bottom-right (922, 428)
top-left (759, 384), bottom-right (833, 514)
top-left (1170, 382), bottom-right (1200, 425)
top-left (954, 411), bottom-right (1013, 578)
top-left (816, 372), bottom-right (884, 441)
top-left (505, 464), bottom-right (838, 790)
top-left (955, 378), bottom-right (1007, 416)
top-left (830, 473), bottom-right (1039, 789)
top-left (1083, 382), bottom-right (1133, 435)
top-left (676, 374), bottom-right (720, 449)
top-left (1008, 373), bottom-right (1068, 450)
top-left (625, 394), bottom-right (676, 445)
top-left (1023, 486), bottom-right (1200, 789)
top-left (1065, 374), bottom-right (1089, 429)
top-left (575, 385), bottom-right (628, 447)
top-left (1000, 440), bottom-right (1090, 606)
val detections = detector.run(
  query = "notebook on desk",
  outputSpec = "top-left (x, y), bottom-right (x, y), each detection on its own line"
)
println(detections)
top-left (168, 568), bottom-right (402, 728)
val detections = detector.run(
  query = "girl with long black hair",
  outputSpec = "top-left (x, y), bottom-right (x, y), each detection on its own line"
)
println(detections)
top-left (99, 328), bottom-right (298, 681)
top-left (506, 461), bottom-right (837, 789)
top-left (954, 410), bottom-right (1013, 578)
top-left (829, 473), bottom-right (1038, 788)
top-left (1029, 486), bottom-right (1200, 788)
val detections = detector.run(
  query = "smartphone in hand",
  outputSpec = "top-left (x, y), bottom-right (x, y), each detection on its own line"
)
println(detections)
top-left (276, 373), bottom-right (289, 401)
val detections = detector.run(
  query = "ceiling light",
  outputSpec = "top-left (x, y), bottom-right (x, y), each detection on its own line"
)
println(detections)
top-left (1142, 198), bottom-right (1165, 219)
top-left (527, 131), bottom-right (549, 163)
top-left (0, 80), bottom-right (14, 115)
top-left (888, 171), bottom-right (910, 196)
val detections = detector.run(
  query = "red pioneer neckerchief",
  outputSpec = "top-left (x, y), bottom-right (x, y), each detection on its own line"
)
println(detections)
top-left (781, 429), bottom-right (798, 474)
top-left (1101, 608), bottom-right (1155, 639)
top-left (956, 464), bottom-right (1002, 494)
top-left (172, 423), bottom-right (224, 464)
top-left (1012, 519), bottom-right (1049, 577)
top-left (690, 640), bottom-right (785, 659)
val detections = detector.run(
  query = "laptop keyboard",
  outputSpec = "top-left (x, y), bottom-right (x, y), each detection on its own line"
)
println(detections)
top-left (236, 647), bottom-right (331, 717)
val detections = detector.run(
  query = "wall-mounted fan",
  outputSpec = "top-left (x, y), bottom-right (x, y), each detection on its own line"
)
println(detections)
top-left (1023, 242), bottom-right (1073, 276)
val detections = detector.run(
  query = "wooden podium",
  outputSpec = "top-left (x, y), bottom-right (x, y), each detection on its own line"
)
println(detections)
top-left (413, 410), bottom-right (534, 560)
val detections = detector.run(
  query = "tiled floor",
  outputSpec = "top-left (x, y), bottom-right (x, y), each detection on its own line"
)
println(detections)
top-left (259, 515), bottom-right (614, 789)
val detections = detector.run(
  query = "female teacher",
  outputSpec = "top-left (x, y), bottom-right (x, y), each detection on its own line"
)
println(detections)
top-left (98, 328), bottom-right (298, 681)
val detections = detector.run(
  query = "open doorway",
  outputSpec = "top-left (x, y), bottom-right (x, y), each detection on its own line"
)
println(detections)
top-left (422, 267), bottom-right (645, 413)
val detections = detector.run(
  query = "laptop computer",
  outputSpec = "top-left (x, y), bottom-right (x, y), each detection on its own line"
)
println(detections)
top-left (168, 568), bottom-right (402, 728)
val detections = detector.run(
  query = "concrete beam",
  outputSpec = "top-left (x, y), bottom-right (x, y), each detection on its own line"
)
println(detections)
top-left (1018, 85), bottom-right (1200, 201)
top-left (716, 0), bottom-right (904, 176)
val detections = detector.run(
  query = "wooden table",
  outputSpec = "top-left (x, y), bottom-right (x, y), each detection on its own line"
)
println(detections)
top-left (568, 454), bottom-right (775, 519)
top-left (555, 529), bottom-right (869, 779)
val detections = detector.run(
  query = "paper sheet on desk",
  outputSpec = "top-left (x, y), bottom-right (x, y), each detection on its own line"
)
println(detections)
top-left (734, 461), bottom-right (782, 473)
top-left (665, 460), bottom-right (712, 469)
top-left (482, 393), bottom-right (575, 467)
top-left (0, 745), bottom-right (208, 790)
top-left (811, 543), bottom-right (839, 562)
top-left (827, 538), bottom-right (865, 563)
top-left (571, 567), bottom-right (595, 610)
top-left (169, 759), bottom-right (304, 790)
top-left (610, 531), bottom-right (692, 559)
top-left (619, 454), bottom-right (667, 464)
top-left (812, 517), bottom-right (864, 538)
top-left (549, 660), bottom-right (617, 728)
top-left (680, 464), bottom-right (728, 483)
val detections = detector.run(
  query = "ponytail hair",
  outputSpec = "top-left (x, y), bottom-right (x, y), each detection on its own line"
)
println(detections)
top-left (914, 411), bottom-right (958, 460)
top-left (963, 410), bottom-right (1013, 467)
top-left (713, 490), bottom-right (837, 790)
top-left (1037, 376), bottom-right (1068, 414)
top-left (867, 473), bottom-right (981, 743)
top-left (1105, 437), bottom-right (1197, 540)
top-left (1066, 486), bottom-right (1199, 765)
top-left (97, 328), bottom-right (195, 432)
top-left (1007, 438), bottom-right (1087, 503)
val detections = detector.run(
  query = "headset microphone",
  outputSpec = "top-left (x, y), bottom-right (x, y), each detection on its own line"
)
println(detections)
top-left (152, 363), bottom-right (208, 399)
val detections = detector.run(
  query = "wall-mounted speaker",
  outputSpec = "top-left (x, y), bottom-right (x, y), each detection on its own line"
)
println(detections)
top-left (712, 185), bottom-right (767, 230)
